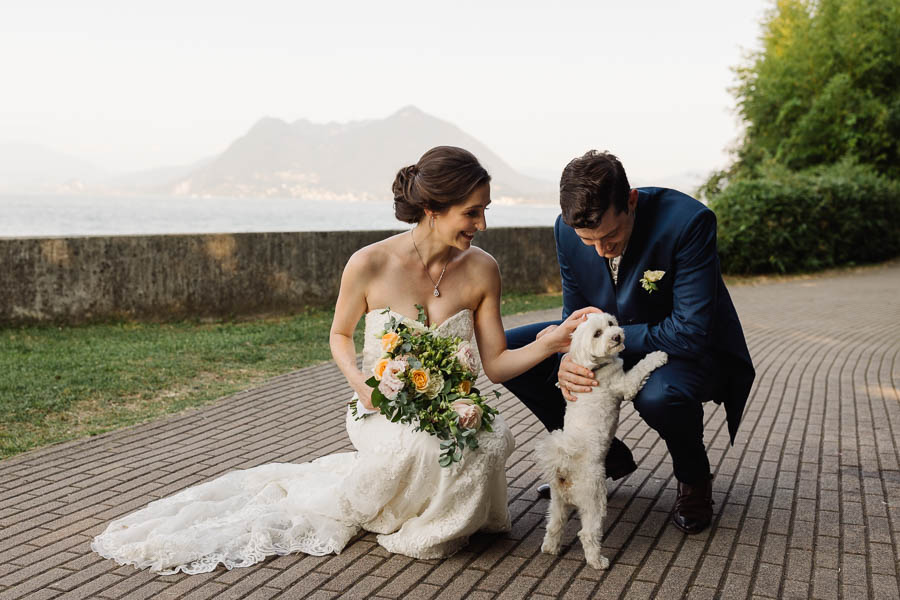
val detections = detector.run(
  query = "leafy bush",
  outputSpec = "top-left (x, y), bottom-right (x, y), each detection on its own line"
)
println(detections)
top-left (710, 162), bottom-right (900, 274)
top-left (728, 0), bottom-right (900, 180)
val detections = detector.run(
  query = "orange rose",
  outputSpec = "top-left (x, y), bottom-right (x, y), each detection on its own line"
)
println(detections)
top-left (381, 332), bottom-right (401, 353)
top-left (373, 358), bottom-right (391, 381)
top-left (411, 369), bottom-right (429, 392)
top-left (457, 380), bottom-right (472, 395)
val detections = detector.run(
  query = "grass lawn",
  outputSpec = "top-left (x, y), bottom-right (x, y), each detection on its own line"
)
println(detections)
top-left (0, 292), bottom-right (563, 459)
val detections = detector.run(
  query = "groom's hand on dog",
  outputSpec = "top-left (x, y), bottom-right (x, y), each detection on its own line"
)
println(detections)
top-left (558, 354), bottom-right (598, 402)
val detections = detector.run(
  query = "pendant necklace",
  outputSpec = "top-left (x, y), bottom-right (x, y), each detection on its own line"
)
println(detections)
top-left (411, 230), bottom-right (450, 297)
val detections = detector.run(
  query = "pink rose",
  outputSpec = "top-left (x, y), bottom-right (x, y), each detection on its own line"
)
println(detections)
top-left (454, 342), bottom-right (479, 375)
top-left (452, 399), bottom-right (483, 429)
top-left (377, 359), bottom-right (407, 400)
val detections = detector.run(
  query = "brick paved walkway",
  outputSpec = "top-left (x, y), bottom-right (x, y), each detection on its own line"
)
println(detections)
top-left (1, 262), bottom-right (898, 600)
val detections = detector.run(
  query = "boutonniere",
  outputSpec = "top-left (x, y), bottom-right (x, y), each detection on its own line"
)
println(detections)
top-left (640, 270), bottom-right (665, 293)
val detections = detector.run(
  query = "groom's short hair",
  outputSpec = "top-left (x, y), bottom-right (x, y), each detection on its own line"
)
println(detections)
top-left (559, 150), bottom-right (631, 228)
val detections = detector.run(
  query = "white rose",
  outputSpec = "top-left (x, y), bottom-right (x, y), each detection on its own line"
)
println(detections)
top-left (377, 359), bottom-right (407, 400)
top-left (424, 370), bottom-right (444, 399)
top-left (378, 369), bottom-right (403, 400)
top-left (452, 399), bottom-right (483, 429)
top-left (454, 341), bottom-right (480, 376)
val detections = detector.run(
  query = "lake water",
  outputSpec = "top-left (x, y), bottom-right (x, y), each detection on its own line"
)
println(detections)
top-left (0, 194), bottom-right (562, 238)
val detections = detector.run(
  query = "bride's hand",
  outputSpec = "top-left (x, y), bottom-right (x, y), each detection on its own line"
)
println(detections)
top-left (541, 307), bottom-right (604, 354)
top-left (357, 387), bottom-right (377, 411)
top-left (534, 324), bottom-right (559, 340)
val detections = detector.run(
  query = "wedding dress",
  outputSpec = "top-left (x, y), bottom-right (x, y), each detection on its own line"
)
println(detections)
top-left (91, 309), bottom-right (515, 574)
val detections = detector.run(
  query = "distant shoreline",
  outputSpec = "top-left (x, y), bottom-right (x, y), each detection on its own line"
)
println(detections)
top-left (0, 193), bottom-right (561, 238)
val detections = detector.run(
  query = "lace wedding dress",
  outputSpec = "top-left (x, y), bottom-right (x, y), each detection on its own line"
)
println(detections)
top-left (91, 309), bottom-right (515, 574)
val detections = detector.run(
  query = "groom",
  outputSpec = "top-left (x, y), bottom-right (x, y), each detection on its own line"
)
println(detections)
top-left (504, 150), bottom-right (754, 534)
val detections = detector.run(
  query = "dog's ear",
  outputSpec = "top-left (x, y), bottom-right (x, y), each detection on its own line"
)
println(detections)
top-left (569, 317), bottom-right (598, 367)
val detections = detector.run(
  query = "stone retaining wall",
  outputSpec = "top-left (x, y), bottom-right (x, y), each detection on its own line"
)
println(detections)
top-left (0, 228), bottom-right (561, 324)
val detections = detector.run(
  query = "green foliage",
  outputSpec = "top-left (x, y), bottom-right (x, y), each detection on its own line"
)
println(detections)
top-left (727, 0), bottom-right (900, 179)
top-left (710, 161), bottom-right (900, 274)
top-left (353, 307), bottom-right (499, 468)
top-left (702, 0), bottom-right (900, 273)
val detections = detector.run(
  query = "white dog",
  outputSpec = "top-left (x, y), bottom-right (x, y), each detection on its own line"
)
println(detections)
top-left (536, 312), bottom-right (668, 569)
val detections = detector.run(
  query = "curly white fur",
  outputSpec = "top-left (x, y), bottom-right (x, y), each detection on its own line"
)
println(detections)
top-left (535, 313), bottom-right (668, 569)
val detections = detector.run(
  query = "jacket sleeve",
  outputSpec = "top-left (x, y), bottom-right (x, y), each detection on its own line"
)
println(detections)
top-left (621, 210), bottom-right (719, 359)
top-left (555, 215), bottom-right (590, 321)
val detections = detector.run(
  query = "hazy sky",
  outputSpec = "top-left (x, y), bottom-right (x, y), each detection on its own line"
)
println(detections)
top-left (1, 0), bottom-right (771, 182)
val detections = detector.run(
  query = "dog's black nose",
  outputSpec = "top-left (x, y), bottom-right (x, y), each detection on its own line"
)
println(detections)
top-left (612, 334), bottom-right (622, 344)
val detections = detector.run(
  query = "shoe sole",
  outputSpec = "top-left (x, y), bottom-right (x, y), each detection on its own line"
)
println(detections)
top-left (671, 517), bottom-right (711, 534)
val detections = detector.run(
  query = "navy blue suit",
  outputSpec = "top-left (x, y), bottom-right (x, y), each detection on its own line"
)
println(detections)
top-left (504, 187), bottom-right (755, 484)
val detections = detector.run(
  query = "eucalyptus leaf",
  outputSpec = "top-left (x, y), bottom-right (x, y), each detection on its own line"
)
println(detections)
top-left (353, 310), bottom-right (504, 468)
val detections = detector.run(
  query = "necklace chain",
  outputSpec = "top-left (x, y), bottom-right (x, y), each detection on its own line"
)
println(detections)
top-left (411, 230), bottom-right (449, 297)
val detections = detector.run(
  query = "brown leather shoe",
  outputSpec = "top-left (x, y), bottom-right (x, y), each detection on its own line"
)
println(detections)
top-left (672, 474), bottom-right (714, 534)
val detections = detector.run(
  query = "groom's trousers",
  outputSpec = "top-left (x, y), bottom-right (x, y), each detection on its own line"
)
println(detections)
top-left (504, 321), bottom-right (715, 485)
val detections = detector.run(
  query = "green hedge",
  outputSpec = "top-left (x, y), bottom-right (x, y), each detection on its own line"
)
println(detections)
top-left (709, 163), bottom-right (900, 274)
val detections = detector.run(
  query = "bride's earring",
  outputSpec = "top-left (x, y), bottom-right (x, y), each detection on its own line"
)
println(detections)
top-left (430, 215), bottom-right (435, 230)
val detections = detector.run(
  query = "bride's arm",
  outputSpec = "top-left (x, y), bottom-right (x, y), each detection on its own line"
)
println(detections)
top-left (330, 252), bottom-right (375, 409)
top-left (473, 258), bottom-right (599, 383)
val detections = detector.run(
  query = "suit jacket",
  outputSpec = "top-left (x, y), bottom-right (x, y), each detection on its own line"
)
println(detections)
top-left (555, 187), bottom-right (755, 442)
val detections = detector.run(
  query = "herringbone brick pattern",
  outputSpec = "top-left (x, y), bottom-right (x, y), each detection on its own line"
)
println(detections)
top-left (1, 262), bottom-right (898, 599)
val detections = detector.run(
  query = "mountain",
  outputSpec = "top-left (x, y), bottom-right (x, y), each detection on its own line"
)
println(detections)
top-left (167, 106), bottom-right (556, 203)
top-left (0, 142), bottom-right (108, 192)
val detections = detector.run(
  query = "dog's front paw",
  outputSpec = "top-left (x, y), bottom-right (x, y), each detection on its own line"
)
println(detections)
top-left (647, 351), bottom-right (668, 368)
top-left (541, 536), bottom-right (562, 556)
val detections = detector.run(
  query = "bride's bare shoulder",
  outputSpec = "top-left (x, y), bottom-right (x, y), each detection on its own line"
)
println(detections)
top-left (345, 233), bottom-right (407, 273)
top-left (458, 246), bottom-right (501, 296)
top-left (461, 245), bottom-right (500, 275)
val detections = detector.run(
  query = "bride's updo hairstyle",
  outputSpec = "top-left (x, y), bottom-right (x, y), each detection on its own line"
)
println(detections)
top-left (392, 146), bottom-right (491, 224)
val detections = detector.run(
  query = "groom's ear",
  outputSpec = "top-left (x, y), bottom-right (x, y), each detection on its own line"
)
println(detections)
top-left (627, 189), bottom-right (638, 212)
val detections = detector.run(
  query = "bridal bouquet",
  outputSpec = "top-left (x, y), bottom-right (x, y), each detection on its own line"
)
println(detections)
top-left (350, 306), bottom-right (499, 467)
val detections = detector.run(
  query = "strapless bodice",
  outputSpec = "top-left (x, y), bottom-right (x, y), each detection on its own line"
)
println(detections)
top-left (361, 308), bottom-right (480, 376)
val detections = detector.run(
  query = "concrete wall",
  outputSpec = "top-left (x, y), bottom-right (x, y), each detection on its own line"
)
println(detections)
top-left (0, 228), bottom-right (561, 324)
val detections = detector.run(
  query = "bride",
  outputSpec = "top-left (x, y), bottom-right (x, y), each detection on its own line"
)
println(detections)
top-left (91, 146), bottom-right (593, 574)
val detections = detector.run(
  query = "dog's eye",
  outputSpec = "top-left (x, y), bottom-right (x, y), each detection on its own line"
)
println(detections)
top-left (593, 331), bottom-right (603, 338)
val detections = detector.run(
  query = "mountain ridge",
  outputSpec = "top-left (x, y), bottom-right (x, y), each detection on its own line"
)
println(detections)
top-left (167, 106), bottom-right (556, 203)
top-left (1, 108), bottom-right (558, 202)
